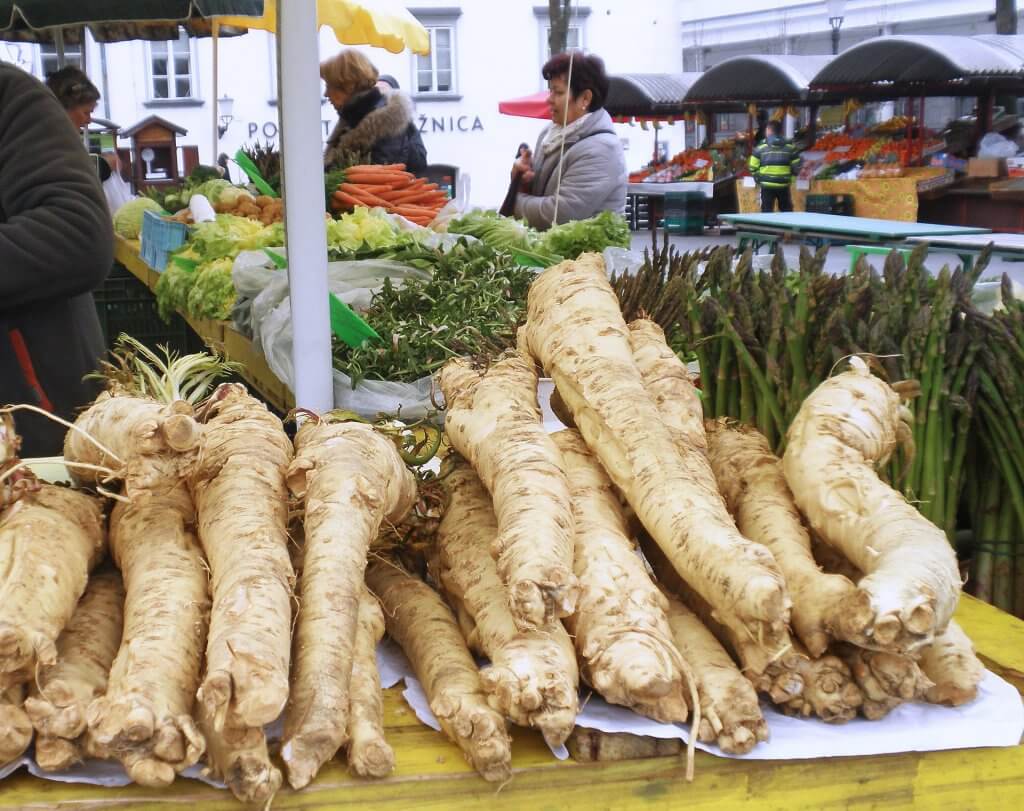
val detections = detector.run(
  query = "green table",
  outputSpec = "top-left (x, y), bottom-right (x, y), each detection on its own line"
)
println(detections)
top-left (906, 232), bottom-right (1024, 274)
top-left (721, 212), bottom-right (990, 253)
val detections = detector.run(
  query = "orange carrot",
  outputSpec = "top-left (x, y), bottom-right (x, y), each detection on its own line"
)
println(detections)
top-left (347, 183), bottom-right (394, 195)
top-left (333, 190), bottom-right (363, 210)
top-left (338, 185), bottom-right (394, 208)
top-left (345, 170), bottom-right (412, 185)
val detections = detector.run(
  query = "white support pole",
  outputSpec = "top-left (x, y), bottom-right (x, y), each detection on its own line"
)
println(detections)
top-left (212, 21), bottom-right (220, 164)
top-left (277, 0), bottom-right (334, 413)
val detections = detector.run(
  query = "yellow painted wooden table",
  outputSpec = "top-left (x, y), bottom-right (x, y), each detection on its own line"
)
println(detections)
top-left (737, 168), bottom-right (949, 221)
top-left (113, 238), bottom-right (294, 413)
top-left (1, 596), bottom-right (1021, 809)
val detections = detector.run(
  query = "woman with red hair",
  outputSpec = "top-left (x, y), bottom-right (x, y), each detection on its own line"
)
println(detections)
top-left (509, 51), bottom-right (626, 230)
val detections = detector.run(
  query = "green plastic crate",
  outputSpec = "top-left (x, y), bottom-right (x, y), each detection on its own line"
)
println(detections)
top-left (93, 264), bottom-right (197, 355)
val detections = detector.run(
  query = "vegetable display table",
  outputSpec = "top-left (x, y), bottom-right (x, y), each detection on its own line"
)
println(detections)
top-left (113, 237), bottom-right (295, 414)
top-left (720, 212), bottom-right (990, 253)
top-left (0, 596), bottom-right (1020, 809)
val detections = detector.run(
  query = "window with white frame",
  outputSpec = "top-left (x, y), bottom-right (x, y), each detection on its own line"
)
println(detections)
top-left (39, 42), bottom-right (82, 78)
top-left (535, 5), bottom-right (590, 68)
top-left (147, 29), bottom-right (197, 101)
top-left (409, 8), bottom-right (461, 98)
top-left (543, 23), bottom-right (583, 60)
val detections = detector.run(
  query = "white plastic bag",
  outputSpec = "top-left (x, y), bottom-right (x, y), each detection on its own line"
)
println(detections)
top-left (102, 172), bottom-right (134, 216)
top-left (978, 132), bottom-right (1018, 159)
top-left (233, 256), bottom-right (438, 418)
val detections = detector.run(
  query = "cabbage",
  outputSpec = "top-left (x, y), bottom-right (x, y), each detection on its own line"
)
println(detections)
top-left (192, 179), bottom-right (233, 204)
top-left (113, 198), bottom-right (164, 239)
top-left (326, 207), bottom-right (403, 251)
top-left (186, 257), bottom-right (236, 320)
top-left (218, 186), bottom-right (253, 207)
top-left (189, 214), bottom-right (265, 261)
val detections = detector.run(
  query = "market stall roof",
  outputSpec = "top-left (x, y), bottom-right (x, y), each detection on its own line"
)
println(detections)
top-left (810, 35), bottom-right (1024, 95)
top-left (499, 73), bottom-right (704, 120)
top-left (685, 54), bottom-right (835, 105)
top-left (0, 0), bottom-right (254, 41)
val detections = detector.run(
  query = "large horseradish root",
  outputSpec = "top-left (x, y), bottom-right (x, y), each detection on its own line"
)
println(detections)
top-left (367, 561), bottom-right (513, 783)
top-left (433, 456), bottom-right (579, 747)
top-left (87, 483), bottom-right (209, 787)
top-left (704, 418), bottom-right (858, 658)
top-left (783, 357), bottom-right (960, 654)
top-left (25, 569), bottom-right (124, 770)
top-left (522, 260), bottom-right (789, 649)
top-left (0, 485), bottom-right (106, 689)
top-left (440, 354), bottom-right (578, 629)
top-left (552, 430), bottom-right (690, 724)
top-left (282, 420), bottom-right (416, 790)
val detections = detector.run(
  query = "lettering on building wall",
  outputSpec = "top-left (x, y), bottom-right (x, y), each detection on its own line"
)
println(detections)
top-left (417, 115), bottom-right (484, 134)
top-left (247, 121), bottom-right (334, 140)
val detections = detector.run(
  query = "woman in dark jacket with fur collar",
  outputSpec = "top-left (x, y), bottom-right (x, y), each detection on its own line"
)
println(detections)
top-left (321, 50), bottom-right (427, 174)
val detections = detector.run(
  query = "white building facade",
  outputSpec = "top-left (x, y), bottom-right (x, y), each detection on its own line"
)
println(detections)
top-left (1, 0), bottom-right (683, 208)
top-left (2, 0), bottom-right (1020, 206)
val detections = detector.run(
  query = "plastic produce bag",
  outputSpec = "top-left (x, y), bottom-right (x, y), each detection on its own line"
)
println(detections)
top-left (978, 132), bottom-right (1018, 159)
top-left (102, 171), bottom-right (134, 216)
top-left (235, 257), bottom-right (437, 418)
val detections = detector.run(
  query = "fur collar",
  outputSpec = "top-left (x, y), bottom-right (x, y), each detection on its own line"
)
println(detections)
top-left (324, 91), bottom-right (416, 164)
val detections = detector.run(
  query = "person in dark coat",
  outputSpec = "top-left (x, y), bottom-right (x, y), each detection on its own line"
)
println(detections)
top-left (0, 63), bottom-right (113, 456)
top-left (321, 50), bottom-right (427, 174)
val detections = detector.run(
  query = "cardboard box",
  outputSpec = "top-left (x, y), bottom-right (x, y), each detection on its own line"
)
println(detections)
top-left (968, 158), bottom-right (1006, 178)
top-left (1006, 157), bottom-right (1024, 178)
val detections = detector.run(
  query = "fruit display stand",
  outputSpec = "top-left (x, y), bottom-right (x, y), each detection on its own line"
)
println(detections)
top-left (0, 595), bottom-right (1020, 809)
top-left (736, 167), bottom-right (952, 221)
top-left (113, 236), bottom-right (294, 413)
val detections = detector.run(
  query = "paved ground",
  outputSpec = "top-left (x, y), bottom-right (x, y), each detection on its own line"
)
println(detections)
top-left (629, 229), bottom-right (1024, 287)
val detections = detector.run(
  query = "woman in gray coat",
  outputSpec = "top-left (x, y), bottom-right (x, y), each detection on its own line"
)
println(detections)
top-left (510, 52), bottom-right (626, 230)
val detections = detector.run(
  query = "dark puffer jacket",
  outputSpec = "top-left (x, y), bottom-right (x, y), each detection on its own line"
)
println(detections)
top-left (323, 88), bottom-right (427, 175)
top-left (0, 64), bottom-right (112, 456)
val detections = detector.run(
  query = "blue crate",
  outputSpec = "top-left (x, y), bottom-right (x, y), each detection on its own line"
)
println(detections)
top-left (140, 210), bottom-right (188, 271)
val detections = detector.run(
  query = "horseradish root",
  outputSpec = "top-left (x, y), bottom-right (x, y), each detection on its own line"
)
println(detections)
top-left (433, 456), bottom-right (578, 746)
top-left (440, 353), bottom-right (578, 629)
top-left (87, 484), bottom-right (208, 787)
top-left (345, 589), bottom-right (395, 778)
top-left (522, 259), bottom-right (789, 648)
top-left (367, 561), bottom-right (512, 783)
top-left (783, 358), bottom-right (960, 653)
top-left (282, 420), bottom-right (416, 789)
top-left (704, 419), bottom-right (857, 657)
top-left (552, 430), bottom-right (689, 724)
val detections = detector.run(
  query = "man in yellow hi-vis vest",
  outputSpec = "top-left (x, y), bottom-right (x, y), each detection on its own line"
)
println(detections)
top-left (749, 122), bottom-right (801, 213)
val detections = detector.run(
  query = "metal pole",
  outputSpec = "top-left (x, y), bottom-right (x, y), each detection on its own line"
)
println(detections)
top-left (54, 27), bottom-right (66, 68)
top-left (212, 21), bottom-right (220, 164)
top-left (277, 0), bottom-right (334, 413)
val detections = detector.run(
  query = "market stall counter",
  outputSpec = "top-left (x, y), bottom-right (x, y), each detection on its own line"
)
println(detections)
top-left (737, 167), bottom-right (954, 222)
top-left (113, 236), bottom-right (295, 413)
top-left (0, 595), bottom-right (1020, 809)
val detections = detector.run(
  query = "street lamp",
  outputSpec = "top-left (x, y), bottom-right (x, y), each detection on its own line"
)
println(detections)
top-left (827, 0), bottom-right (846, 55)
top-left (217, 94), bottom-right (235, 137)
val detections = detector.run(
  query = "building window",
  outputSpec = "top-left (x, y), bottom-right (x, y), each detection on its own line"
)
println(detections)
top-left (148, 30), bottom-right (196, 101)
top-left (543, 23), bottom-right (583, 60)
top-left (39, 42), bottom-right (82, 77)
top-left (534, 5), bottom-right (590, 69)
top-left (409, 7), bottom-right (461, 99)
top-left (416, 26), bottom-right (456, 93)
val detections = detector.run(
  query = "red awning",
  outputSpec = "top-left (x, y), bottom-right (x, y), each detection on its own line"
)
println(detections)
top-left (498, 91), bottom-right (550, 119)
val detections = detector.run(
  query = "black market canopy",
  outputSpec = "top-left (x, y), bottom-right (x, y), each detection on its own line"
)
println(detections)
top-left (809, 35), bottom-right (1024, 98)
top-left (685, 54), bottom-right (836, 106)
top-left (0, 1), bottom-right (260, 41)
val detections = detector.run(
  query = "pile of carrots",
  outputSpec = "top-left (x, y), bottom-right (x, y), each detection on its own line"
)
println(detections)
top-left (330, 163), bottom-right (449, 226)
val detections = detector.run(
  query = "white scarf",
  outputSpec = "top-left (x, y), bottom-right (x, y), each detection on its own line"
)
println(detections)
top-left (540, 111), bottom-right (593, 158)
